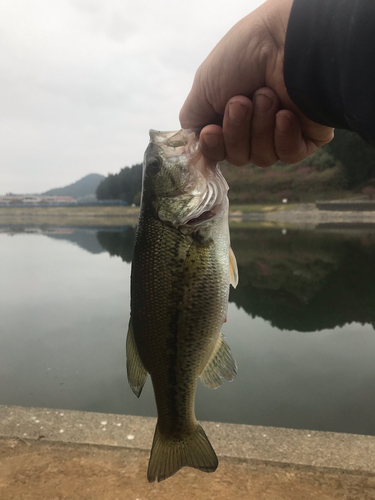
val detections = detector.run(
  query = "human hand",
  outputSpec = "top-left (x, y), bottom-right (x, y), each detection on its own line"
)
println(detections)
top-left (179, 0), bottom-right (334, 167)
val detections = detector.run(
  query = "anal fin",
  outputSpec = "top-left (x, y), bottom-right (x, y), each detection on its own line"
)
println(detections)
top-left (126, 318), bottom-right (148, 397)
top-left (200, 333), bottom-right (237, 389)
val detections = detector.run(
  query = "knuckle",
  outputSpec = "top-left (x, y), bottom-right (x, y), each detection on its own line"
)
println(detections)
top-left (253, 159), bottom-right (276, 168)
top-left (274, 145), bottom-right (300, 163)
top-left (226, 154), bottom-right (250, 167)
top-left (251, 153), bottom-right (278, 168)
top-left (275, 141), bottom-right (301, 160)
top-left (278, 151), bottom-right (304, 164)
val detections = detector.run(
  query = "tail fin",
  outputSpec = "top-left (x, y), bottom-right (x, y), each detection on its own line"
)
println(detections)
top-left (147, 422), bottom-right (218, 483)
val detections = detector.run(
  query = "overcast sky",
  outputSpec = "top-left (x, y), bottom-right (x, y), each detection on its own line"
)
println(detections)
top-left (1, 0), bottom-right (264, 194)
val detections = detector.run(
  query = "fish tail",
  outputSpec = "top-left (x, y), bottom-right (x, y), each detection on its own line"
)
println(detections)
top-left (147, 421), bottom-right (218, 483)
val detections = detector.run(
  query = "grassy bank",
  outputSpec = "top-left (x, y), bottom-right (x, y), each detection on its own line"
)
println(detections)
top-left (0, 205), bottom-right (140, 227)
top-left (0, 204), bottom-right (296, 217)
top-left (0, 203), bottom-right (298, 226)
top-left (229, 203), bottom-right (300, 213)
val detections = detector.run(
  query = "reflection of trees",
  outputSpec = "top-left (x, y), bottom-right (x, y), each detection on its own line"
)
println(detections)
top-left (96, 227), bottom-right (136, 263)
top-left (97, 226), bottom-right (375, 332)
top-left (229, 227), bottom-right (375, 331)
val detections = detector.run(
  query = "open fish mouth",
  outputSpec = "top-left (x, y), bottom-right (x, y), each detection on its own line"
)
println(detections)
top-left (149, 129), bottom-right (199, 158)
top-left (185, 209), bottom-right (216, 226)
top-left (184, 198), bottom-right (227, 227)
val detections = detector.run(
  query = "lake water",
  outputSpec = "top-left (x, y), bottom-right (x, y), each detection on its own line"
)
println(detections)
top-left (1, 223), bottom-right (375, 436)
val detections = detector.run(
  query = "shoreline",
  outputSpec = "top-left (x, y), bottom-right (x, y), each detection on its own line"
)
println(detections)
top-left (0, 205), bottom-right (140, 227)
top-left (2, 203), bottom-right (375, 228)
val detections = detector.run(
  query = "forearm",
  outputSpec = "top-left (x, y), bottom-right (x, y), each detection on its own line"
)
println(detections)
top-left (284, 0), bottom-right (375, 146)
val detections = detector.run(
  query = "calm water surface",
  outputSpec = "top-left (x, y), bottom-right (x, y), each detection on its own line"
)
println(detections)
top-left (1, 224), bottom-right (375, 435)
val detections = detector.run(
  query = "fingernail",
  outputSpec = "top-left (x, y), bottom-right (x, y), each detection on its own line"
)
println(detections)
top-left (255, 93), bottom-right (273, 112)
top-left (276, 114), bottom-right (292, 133)
top-left (228, 101), bottom-right (249, 123)
top-left (203, 133), bottom-right (220, 148)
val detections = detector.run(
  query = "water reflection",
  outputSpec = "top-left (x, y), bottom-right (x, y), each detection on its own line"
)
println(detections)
top-left (1, 224), bottom-right (375, 435)
top-left (97, 227), bottom-right (136, 263)
top-left (229, 227), bottom-right (375, 331)
top-left (3, 223), bottom-right (375, 335)
top-left (96, 224), bottom-right (375, 331)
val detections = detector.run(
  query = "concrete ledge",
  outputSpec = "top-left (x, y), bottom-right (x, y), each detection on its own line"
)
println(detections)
top-left (1, 405), bottom-right (374, 474)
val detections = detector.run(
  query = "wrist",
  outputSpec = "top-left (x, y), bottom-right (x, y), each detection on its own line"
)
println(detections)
top-left (257, 0), bottom-right (295, 110)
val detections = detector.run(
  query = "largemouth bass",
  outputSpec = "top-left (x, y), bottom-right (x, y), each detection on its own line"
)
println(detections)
top-left (127, 129), bottom-right (238, 483)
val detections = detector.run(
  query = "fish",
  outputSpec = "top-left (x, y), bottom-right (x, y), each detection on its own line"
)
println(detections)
top-left (126, 128), bottom-right (238, 483)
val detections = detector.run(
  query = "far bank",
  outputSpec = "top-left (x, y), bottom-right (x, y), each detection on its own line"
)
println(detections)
top-left (0, 205), bottom-right (140, 227)
top-left (3, 203), bottom-right (375, 228)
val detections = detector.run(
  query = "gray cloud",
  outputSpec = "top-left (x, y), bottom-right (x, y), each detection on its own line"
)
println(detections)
top-left (0, 0), bottom-right (263, 193)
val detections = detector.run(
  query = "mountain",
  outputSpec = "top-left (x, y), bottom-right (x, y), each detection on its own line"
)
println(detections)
top-left (42, 173), bottom-right (105, 200)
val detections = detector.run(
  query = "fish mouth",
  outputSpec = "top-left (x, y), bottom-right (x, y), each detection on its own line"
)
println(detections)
top-left (149, 129), bottom-right (199, 158)
top-left (185, 209), bottom-right (216, 226)
top-left (185, 201), bottom-right (225, 226)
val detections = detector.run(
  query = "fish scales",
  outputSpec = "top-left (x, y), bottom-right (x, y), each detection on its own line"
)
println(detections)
top-left (132, 218), bottom-right (228, 430)
top-left (127, 129), bottom-right (238, 482)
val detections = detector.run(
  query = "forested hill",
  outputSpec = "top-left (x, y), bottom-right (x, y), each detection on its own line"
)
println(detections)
top-left (96, 130), bottom-right (375, 205)
top-left (96, 164), bottom-right (142, 205)
top-left (43, 173), bottom-right (105, 200)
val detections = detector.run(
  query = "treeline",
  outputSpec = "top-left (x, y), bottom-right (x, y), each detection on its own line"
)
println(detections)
top-left (224, 129), bottom-right (375, 204)
top-left (96, 130), bottom-right (375, 205)
top-left (96, 163), bottom-right (142, 205)
top-left (326, 129), bottom-right (375, 187)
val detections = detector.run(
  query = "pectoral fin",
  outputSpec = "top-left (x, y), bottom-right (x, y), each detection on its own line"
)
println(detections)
top-left (126, 318), bottom-right (148, 397)
top-left (200, 333), bottom-right (237, 389)
top-left (229, 246), bottom-right (239, 288)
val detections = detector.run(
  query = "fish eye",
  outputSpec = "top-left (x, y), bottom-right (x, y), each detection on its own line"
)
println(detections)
top-left (147, 158), bottom-right (161, 177)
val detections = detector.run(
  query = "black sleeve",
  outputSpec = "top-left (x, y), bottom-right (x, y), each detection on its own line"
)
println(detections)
top-left (284, 0), bottom-right (375, 147)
